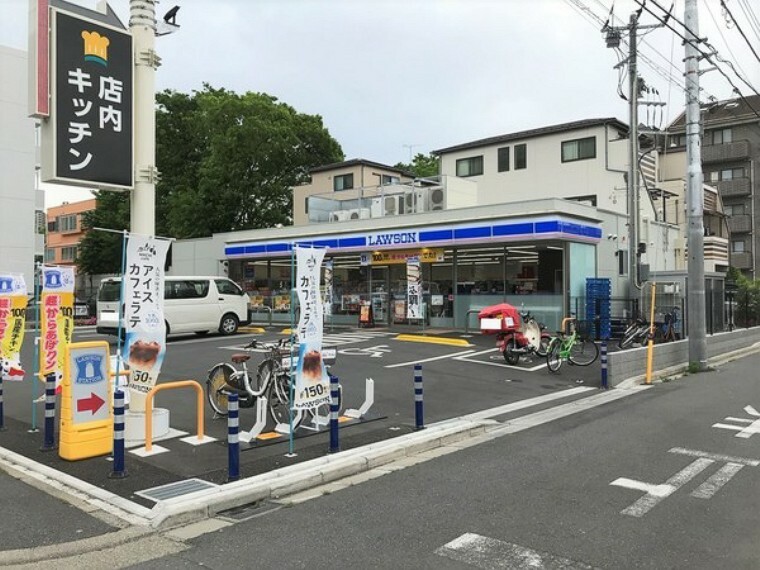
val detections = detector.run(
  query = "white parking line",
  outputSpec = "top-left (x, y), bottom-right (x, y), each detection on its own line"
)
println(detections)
top-left (384, 350), bottom-right (477, 369)
top-left (453, 348), bottom-right (549, 371)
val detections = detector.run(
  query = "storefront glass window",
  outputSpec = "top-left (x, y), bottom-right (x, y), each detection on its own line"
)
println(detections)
top-left (331, 255), bottom-right (368, 325)
top-left (428, 250), bottom-right (454, 326)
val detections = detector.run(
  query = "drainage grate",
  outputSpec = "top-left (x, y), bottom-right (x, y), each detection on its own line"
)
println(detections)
top-left (135, 478), bottom-right (219, 503)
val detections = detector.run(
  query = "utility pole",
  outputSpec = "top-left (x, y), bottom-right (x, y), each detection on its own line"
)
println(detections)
top-left (627, 12), bottom-right (640, 292)
top-left (604, 13), bottom-right (660, 297)
top-left (684, 0), bottom-right (707, 370)
top-left (129, 0), bottom-right (159, 237)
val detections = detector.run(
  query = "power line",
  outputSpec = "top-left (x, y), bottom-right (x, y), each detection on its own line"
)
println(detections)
top-left (720, 0), bottom-right (760, 65)
top-left (634, 0), bottom-right (760, 118)
top-left (702, 0), bottom-right (751, 80)
top-left (736, 0), bottom-right (760, 42)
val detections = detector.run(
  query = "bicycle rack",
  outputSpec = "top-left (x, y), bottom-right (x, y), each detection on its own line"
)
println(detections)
top-left (239, 395), bottom-right (268, 443)
top-left (344, 378), bottom-right (374, 419)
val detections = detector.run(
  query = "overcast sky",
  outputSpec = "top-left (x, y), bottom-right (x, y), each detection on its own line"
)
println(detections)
top-left (1, 0), bottom-right (758, 208)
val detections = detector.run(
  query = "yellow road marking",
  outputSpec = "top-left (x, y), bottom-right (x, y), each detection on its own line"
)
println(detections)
top-left (394, 334), bottom-right (472, 347)
top-left (239, 326), bottom-right (265, 333)
top-left (256, 432), bottom-right (281, 440)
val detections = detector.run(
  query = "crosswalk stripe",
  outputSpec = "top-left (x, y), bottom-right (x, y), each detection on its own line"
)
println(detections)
top-left (436, 533), bottom-right (598, 569)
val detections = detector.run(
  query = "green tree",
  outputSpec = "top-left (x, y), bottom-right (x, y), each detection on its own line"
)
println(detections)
top-left (76, 190), bottom-right (129, 275)
top-left (395, 152), bottom-right (439, 178)
top-left (158, 85), bottom-right (343, 238)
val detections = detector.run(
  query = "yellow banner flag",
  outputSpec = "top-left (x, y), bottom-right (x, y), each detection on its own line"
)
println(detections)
top-left (0, 274), bottom-right (28, 381)
top-left (40, 267), bottom-right (76, 389)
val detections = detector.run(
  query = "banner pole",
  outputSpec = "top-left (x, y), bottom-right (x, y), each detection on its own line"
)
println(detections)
top-left (288, 243), bottom-right (295, 456)
top-left (114, 231), bottom-right (128, 396)
top-left (30, 263), bottom-right (41, 432)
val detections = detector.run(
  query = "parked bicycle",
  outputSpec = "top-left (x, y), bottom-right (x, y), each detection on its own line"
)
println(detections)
top-left (206, 339), bottom-right (340, 429)
top-left (546, 317), bottom-right (600, 373)
top-left (618, 307), bottom-right (681, 349)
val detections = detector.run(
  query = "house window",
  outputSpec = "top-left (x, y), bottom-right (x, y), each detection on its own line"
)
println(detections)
top-left (514, 144), bottom-right (527, 170)
top-left (44, 248), bottom-right (55, 262)
top-left (731, 240), bottom-right (745, 253)
top-left (561, 136), bottom-right (596, 162)
top-left (725, 204), bottom-right (745, 216)
top-left (57, 214), bottom-right (77, 232)
top-left (381, 175), bottom-right (400, 185)
top-left (456, 156), bottom-right (483, 177)
top-left (304, 197), bottom-right (309, 214)
top-left (497, 147), bottom-right (510, 172)
top-left (333, 173), bottom-right (353, 191)
top-left (710, 128), bottom-right (732, 145)
top-left (61, 246), bottom-right (77, 261)
top-left (669, 134), bottom-right (686, 147)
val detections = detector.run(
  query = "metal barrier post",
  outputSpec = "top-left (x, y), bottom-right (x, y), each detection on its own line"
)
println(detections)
top-left (227, 392), bottom-right (240, 482)
top-left (414, 364), bottom-right (424, 430)
top-left (145, 380), bottom-right (206, 453)
top-left (40, 373), bottom-right (56, 451)
top-left (109, 390), bottom-right (127, 478)
top-left (600, 341), bottom-right (608, 390)
top-left (329, 374), bottom-right (340, 453)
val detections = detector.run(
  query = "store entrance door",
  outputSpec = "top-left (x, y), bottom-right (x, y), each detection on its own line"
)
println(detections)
top-left (369, 266), bottom-right (390, 326)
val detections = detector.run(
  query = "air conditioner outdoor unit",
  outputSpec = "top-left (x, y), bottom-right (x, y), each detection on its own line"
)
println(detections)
top-left (349, 208), bottom-right (371, 220)
top-left (369, 198), bottom-right (384, 218)
top-left (429, 187), bottom-right (445, 210)
top-left (329, 210), bottom-right (350, 222)
top-left (404, 189), bottom-right (429, 213)
top-left (384, 194), bottom-right (405, 216)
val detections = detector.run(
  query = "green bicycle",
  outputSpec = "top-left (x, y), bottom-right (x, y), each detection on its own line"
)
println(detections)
top-left (546, 317), bottom-right (600, 373)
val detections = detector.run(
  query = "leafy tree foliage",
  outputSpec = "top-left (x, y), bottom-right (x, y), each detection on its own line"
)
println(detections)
top-left (76, 190), bottom-right (129, 275)
top-left (394, 152), bottom-right (439, 178)
top-left (157, 85), bottom-right (343, 238)
top-left (78, 85), bottom-right (344, 274)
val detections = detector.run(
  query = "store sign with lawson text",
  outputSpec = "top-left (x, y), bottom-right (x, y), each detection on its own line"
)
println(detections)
top-left (367, 231), bottom-right (419, 246)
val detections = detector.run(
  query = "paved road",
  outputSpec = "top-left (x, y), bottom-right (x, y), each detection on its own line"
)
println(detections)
top-left (128, 352), bottom-right (760, 569)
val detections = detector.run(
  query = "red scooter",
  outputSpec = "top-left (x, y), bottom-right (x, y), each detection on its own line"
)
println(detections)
top-left (478, 303), bottom-right (551, 365)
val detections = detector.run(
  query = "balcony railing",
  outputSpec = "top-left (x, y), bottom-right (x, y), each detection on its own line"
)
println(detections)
top-left (306, 175), bottom-right (478, 224)
top-left (702, 140), bottom-right (750, 163)
top-left (718, 177), bottom-right (751, 198)
top-left (728, 214), bottom-right (752, 234)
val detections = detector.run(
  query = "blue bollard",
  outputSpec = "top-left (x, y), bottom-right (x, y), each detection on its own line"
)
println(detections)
top-left (40, 373), bottom-right (56, 451)
top-left (0, 375), bottom-right (5, 432)
top-left (329, 374), bottom-right (340, 453)
top-left (414, 364), bottom-right (424, 430)
top-left (227, 392), bottom-right (240, 482)
top-left (109, 390), bottom-right (127, 478)
top-left (601, 341), bottom-right (608, 390)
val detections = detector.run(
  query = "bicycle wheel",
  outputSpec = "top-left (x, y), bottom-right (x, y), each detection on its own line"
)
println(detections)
top-left (502, 337), bottom-right (520, 365)
top-left (206, 363), bottom-right (234, 417)
top-left (568, 338), bottom-right (599, 366)
top-left (618, 323), bottom-right (640, 349)
top-left (535, 333), bottom-right (551, 357)
top-left (546, 338), bottom-right (563, 373)
top-left (267, 369), bottom-right (304, 429)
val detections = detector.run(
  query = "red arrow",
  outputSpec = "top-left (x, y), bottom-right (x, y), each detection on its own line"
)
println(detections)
top-left (77, 393), bottom-right (105, 415)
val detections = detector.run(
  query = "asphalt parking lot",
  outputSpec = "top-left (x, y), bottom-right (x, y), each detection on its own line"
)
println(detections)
top-left (1, 326), bottom-right (606, 503)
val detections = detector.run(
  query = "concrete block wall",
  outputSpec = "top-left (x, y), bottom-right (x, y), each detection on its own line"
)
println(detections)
top-left (608, 326), bottom-right (760, 385)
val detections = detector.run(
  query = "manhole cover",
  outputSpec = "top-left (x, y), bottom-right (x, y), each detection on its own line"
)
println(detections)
top-left (135, 478), bottom-right (218, 503)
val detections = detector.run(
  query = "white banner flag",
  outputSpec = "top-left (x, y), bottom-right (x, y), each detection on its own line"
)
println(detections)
top-left (294, 246), bottom-right (329, 410)
top-left (407, 256), bottom-right (421, 319)
top-left (121, 236), bottom-right (170, 410)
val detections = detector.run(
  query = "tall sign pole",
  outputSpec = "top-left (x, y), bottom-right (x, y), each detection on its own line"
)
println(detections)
top-left (684, 0), bottom-right (707, 370)
top-left (129, 0), bottom-right (158, 236)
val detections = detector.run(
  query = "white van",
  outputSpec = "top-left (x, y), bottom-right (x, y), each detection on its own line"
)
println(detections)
top-left (96, 276), bottom-right (250, 336)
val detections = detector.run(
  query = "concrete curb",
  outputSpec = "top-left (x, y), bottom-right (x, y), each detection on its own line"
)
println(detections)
top-left (0, 416), bottom-right (492, 532)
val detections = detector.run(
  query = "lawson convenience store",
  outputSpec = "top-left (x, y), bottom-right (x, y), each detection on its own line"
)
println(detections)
top-left (201, 199), bottom-right (604, 332)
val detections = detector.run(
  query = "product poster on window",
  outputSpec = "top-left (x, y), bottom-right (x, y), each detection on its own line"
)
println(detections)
top-left (323, 259), bottom-right (333, 317)
top-left (40, 266), bottom-right (75, 391)
top-left (294, 246), bottom-right (330, 410)
top-left (0, 274), bottom-right (28, 381)
top-left (121, 236), bottom-right (170, 410)
top-left (407, 256), bottom-right (421, 319)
